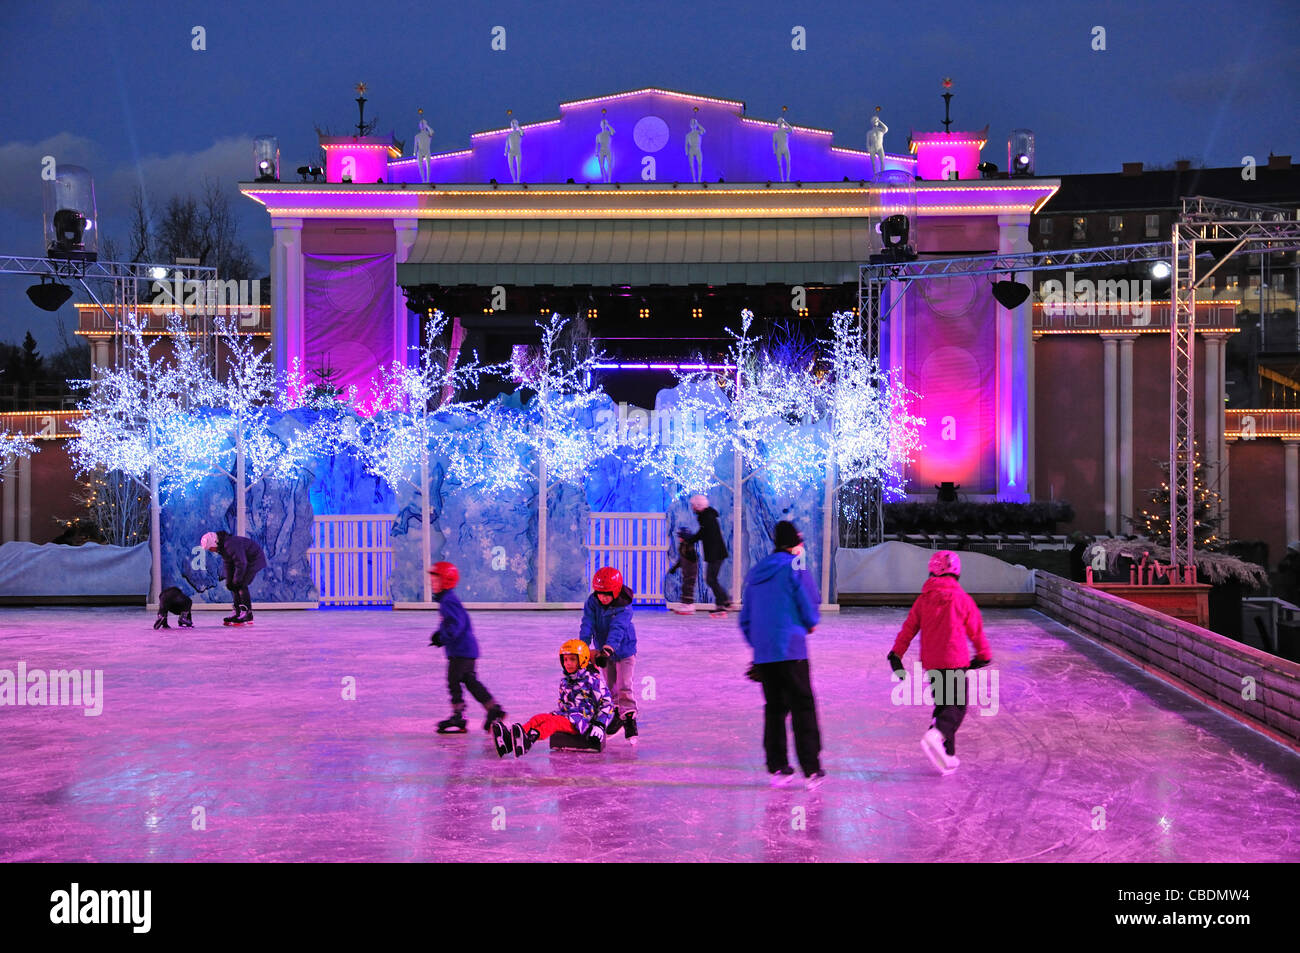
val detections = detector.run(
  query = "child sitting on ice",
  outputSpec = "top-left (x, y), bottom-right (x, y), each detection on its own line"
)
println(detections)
top-left (492, 639), bottom-right (615, 758)
top-left (887, 550), bottom-right (992, 775)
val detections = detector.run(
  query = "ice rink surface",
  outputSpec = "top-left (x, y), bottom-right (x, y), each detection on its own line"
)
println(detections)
top-left (0, 604), bottom-right (1296, 862)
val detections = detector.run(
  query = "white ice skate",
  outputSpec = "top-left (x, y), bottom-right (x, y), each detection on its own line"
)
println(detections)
top-left (921, 728), bottom-right (959, 775)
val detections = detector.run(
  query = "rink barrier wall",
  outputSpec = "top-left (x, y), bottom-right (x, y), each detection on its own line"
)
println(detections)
top-left (1035, 572), bottom-right (1300, 751)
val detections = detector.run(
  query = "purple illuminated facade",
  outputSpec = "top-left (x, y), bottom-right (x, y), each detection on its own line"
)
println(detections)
top-left (241, 88), bottom-right (1057, 498)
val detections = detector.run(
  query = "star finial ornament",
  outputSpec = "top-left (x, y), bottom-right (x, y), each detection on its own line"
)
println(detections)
top-left (942, 77), bottom-right (953, 89)
top-left (355, 82), bottom-right (368, 97)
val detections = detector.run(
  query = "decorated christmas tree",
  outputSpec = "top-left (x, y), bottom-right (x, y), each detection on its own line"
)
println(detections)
top-left (1127, 448), bottom-right (1224, 551)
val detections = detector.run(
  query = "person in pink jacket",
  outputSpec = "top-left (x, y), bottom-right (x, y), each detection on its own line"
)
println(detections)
top-left (887, 551), bottom-right (992, 775)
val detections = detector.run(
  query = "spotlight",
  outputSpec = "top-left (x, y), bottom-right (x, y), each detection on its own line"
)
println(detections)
top-left (991, 275), bottom-right (1031, 309)
top-left (50, 208), bottom-right (87, 254)
top-left (149, 266), bottom-right (168, 280)
top-left (341, 174), bottom-right (352, 184)
top-left (26, 277), bottom-right (73, 312)
top-left (977, 161), bottom-right (1000, 178)
top-left (1150, 261), bottom-right (1171, 280)
top-left (1008, 129), bottom-right (1035, 177)
top-left (297, 165), bottom-right (324, 182)
top-left (1012, 153), bottom-right (1031, 174)
top-left (870, 214), bottom-right (917, 263)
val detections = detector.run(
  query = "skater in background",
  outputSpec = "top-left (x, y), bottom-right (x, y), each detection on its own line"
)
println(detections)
top-left (888, 550), bottom-right (992, 776)
top-left (493, 639), bottom-right (614, 758)
top-left (685, 493), bottom-right (731, 617)
top-left (669, 528), bottom-right (700, 615)
top-left (740, 520), bottom-right (825, 789)
top-left (200, 531), bottom-right (266, 626)
top-left (154, 586), bottom-right (194, 629)
top-left (580, 566), bottom-right (640, 742)
top-left (428, 561), bottom-right (506, 734)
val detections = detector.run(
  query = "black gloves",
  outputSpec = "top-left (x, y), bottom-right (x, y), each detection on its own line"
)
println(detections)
top-left (887, 651), bottom-right (906, 679)
top-left (594, 646), bottom-right (614, 668)
top-left (429, 632), bottom-right (444, 647)
top-left (968, 656), bottom-right (991, 670)
top-left (745, 664), bottom-right (763, 682)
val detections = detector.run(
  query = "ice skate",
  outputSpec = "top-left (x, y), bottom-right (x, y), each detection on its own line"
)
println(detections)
top-left (482, 704), bottom-right (506, 732)
top-left (222, 608), bottom-right (242, 626)
top-left (622, 714), bottom-right (638, 744)
top-left (153, 616), bottom-right (169, 630)
top-left (510, 723), bottom-right (537, 758)
top-left (708, 608), bottom-right (728, 619)
top-left (177, 611), bottom-right (194, 628)
top-left (437, 713), bottom-right (468, 734)
top-left (769, 766), bottom-right (797, 787)
top-left (921, 728), bottom-right (958, 775)
top-left (491, 721), bottom-right (512, 758)
top-left (606, 709), bottom-right (623, 736)
top-left (805, 770), bottom-right (828, 791)
top-left (671, 604), bottom-right (695, 615)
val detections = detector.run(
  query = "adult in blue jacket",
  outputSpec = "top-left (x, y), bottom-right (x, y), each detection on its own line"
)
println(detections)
top-left (739, 520), bottom-right (825, 789)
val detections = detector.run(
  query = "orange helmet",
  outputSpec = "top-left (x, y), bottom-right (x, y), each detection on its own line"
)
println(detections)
top-left (559, 638), bottom-right (591, 671)
top-left (592, 566), bottom-right (623, 596)
top-left (429, 561), bottom-right (460, 588)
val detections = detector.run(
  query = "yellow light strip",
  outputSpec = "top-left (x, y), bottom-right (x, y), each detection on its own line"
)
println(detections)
top-left (738, 117), bottom-right (833, 136)
top-left (559, 88), bottom-right (745, 110)
top-left (471, 118), bottom-right (563, 139)
top-left (249, 204), bottom-right (1048, 218)
top-left (1033, 327), bottom-right (1238, 336)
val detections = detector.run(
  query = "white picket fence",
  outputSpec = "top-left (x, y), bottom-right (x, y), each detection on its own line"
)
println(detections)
top-left (308, 515), bottom-right (396, 606)
top-left (586, 512), bottom-right (669, 605)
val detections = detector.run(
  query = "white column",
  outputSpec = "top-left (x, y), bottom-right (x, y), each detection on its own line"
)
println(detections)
top-left (1286, 440), bottom-right (1300, 549)
top-left (270, 218), bottom-right (305, 377)
top-left (393, 219), bottom-right (419, 366)
top-left (91, 339), bottom-right (110, 379)
top-left (1, 461), bottom-right (14, 543)
top-left (997, 213), bottom-right (1031, 501)
top-left (1119, 336), bottom-right (1134, 530)
top-left (17, 454), bottom-right (31, 542)
top-left (1102, 335), bottom-right (1119, 534)
top-left (1202, 333), bottom-right (1228, 536)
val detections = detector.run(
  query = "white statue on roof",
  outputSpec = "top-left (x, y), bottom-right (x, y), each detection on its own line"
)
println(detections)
top-left (867, 106), bottom-right (888, 179)
top-left (596, 111), bottom-right (615, 184)
top-left (505, 115), bottom-right (524, 184)
top-left (414, 111), bottom-right (434, 183)
top-left (773, 108), bottom-right (792, 182)
top-left (685, 112), bottom-right (706, 183)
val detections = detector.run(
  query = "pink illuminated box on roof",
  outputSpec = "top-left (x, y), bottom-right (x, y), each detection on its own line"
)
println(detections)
top-left (320, 136), bottom-right (401, 184)
top-left (909, 129), bottom-right (988, 182)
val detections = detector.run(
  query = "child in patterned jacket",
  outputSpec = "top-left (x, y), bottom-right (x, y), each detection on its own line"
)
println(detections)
top-left (493, 639), bottom-right (615, 758)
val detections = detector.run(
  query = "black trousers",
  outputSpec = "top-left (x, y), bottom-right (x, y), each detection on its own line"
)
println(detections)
top-left (757, 659), bottom-right (821, 775)
top-left (931, 669), bottom-right (969, 756)
top-left (705, 560), bottom-right (731, 608)
top-left (680, 560), bottom-right (698, 604)
top-left (447, 657), bottom-right (495, 711)
top-left (229, 582), bottom-right (252, 609)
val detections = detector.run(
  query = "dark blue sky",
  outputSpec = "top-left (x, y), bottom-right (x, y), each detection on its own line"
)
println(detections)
top-left (1, 0), bottom-right (1296, 352)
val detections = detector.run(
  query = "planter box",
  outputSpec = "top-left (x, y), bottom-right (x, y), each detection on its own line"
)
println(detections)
top-left (1087, 582), bottom-right (1210, 627)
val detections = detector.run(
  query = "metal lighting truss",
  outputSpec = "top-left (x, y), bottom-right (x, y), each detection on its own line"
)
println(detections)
top-left (854, 204), bottom-right (1300, 553)
top-left (0, 255), bottom-right (219, 370)
top-left (1170, 198), bottom-right (1300, 573)
top-left (851, 241), bottom-right (1184, 547)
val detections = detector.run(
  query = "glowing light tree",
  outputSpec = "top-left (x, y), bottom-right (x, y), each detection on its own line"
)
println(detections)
top-left (357, 310), bottom-right (500, 602)
top-left (68, 313), bottom-right (218, 603)
top-left (501, 313), bottom-right (613, 603)
top-left (814, 309), bottom-right (924, 599)
top-left (0, 429), bottom-right (38, 481)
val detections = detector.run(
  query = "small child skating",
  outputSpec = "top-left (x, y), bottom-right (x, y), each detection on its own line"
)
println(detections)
top-left (888, 551), bottom-right (992, 775)
top-left (581, 566), bottom-right (640, 742)
top-left (493, 639), bottom-right (614, 758)
top-left (669, 528), bottom-right (700, 615)
top-left (154, 586), bottom-right (194, 629)
top-left (428, 561), bottom-right (506, 734)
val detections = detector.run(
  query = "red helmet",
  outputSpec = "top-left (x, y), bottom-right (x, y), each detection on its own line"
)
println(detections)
top-left (592, 566), bottom-right (623, 595)
top-left (430, 561), bottom-right (460, 588)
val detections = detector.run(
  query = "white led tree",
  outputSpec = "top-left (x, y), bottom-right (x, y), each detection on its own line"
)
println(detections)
top-left (500, 313), bottom-right (613, 603)
top-left (356, 310), bottom-right (501, 602)
top-left (68, 312), bottom-right (215, 603)
top-left (813, 309), bottom-right (924, 598)
top-left (0, 430), bottom-right (38, 481)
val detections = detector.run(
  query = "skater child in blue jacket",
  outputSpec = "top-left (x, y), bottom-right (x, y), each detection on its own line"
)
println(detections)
top-left (428, 561), bottom-right (506, 734)
top-left (580, 566), bottom-right (641, 742)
